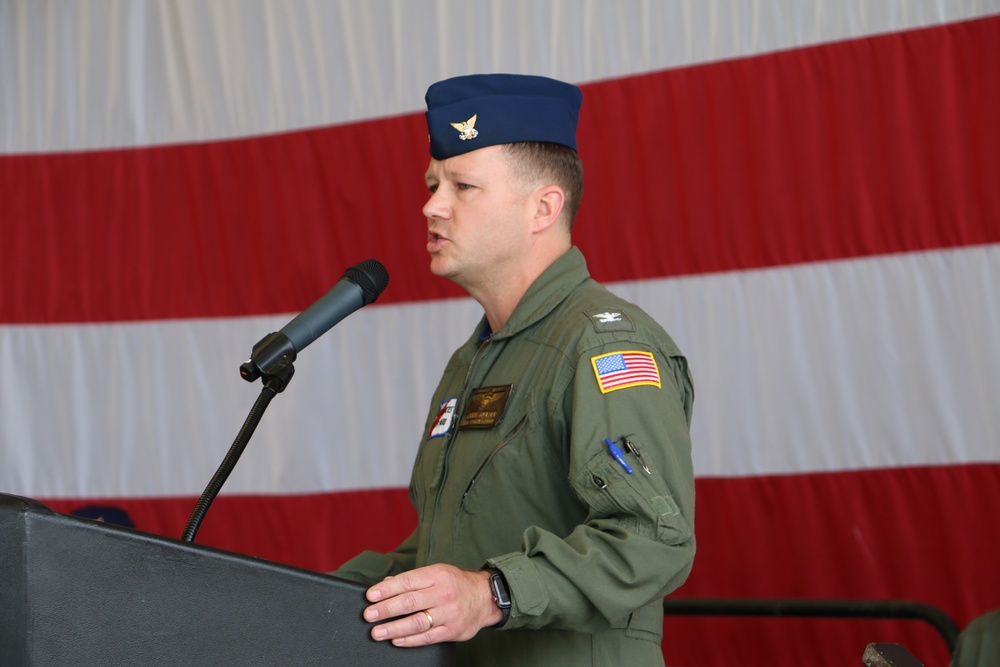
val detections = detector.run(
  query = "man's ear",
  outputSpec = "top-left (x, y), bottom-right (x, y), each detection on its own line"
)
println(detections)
top-left (531, 185), bottom-right (566, 234)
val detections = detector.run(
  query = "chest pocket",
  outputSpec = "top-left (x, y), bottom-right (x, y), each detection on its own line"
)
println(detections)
top-left (457, 413), bottom-right (529, 514)
top-left (454, 405), bottom-right (589, 555)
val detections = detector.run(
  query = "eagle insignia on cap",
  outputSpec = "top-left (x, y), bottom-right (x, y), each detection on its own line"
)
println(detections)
top-left (450, 114), bottom-right (478, 141)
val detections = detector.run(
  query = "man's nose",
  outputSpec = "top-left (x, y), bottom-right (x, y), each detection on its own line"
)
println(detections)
top-left (423, 189), bottom-right (450, 220)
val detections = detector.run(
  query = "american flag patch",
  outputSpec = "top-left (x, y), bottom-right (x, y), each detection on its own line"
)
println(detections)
top-left (591, 350), bottom-right (661, 394)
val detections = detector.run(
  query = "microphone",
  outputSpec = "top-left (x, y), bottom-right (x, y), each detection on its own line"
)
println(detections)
top-left (279, 259), bottom-right (389, 352)
top-left (239, 259), bottom-right (389, 385)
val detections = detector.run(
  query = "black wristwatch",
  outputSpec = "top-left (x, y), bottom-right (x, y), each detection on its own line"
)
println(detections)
top-left (484, 566), bottom-right (511, 627)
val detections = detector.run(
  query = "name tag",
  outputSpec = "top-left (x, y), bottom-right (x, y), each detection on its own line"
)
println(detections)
top-left (458, 384), bottom-right (513, 430)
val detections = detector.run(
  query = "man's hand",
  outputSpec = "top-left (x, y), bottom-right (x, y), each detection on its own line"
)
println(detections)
top-left (363, 563), bottom-right (503, 646)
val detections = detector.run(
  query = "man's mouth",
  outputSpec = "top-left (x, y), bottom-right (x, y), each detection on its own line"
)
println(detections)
top-left (427, 230), bottom-right (448, 252)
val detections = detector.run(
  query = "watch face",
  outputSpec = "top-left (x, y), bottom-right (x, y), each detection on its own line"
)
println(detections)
top-left (485, 568), bottom-right (512, 627)
top-left (490, 572), bottom-right (512, 608)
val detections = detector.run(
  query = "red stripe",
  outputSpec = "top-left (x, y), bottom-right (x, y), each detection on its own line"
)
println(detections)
top-left (41, 488), bottom-right (416, 573)
top-left (666, 464), bottom-right (1000, 666)
top-left (3, 16), bottom-right (998, 324)
top-left (39, 463), bottom-right (1000, 666)
top-left (583, 16), bottom-right (1000, 282)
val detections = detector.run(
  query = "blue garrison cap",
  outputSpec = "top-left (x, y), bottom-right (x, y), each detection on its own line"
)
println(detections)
top-left (425, 74), bottom-right (583, 160)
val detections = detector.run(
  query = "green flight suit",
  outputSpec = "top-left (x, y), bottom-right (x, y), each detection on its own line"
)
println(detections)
top-left (335, 247), bottom-right (695, 666)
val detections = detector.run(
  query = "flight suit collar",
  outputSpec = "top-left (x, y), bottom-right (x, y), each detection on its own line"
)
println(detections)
top-left (487, 246), bottom-right (590, 341)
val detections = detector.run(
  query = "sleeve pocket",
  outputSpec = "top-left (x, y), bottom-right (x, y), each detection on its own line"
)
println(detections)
top-left (573, 446), bottom-right (692, 545)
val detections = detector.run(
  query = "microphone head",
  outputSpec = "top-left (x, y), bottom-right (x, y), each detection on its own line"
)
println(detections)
top-left (344, 259), bottom-right (389, 305)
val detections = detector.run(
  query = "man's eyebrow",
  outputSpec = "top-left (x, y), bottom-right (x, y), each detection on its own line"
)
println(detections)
top-left (426, 167), bottom-right (471, 183)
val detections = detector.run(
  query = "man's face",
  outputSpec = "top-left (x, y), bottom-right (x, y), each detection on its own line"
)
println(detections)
top-left (422, 145), bottom-right (535, 290)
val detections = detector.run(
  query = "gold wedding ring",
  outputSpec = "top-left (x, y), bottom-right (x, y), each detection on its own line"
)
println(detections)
top-left (424, 611), bottom-right (434, 630)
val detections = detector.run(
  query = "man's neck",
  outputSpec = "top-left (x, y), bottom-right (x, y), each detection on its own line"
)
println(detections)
top-left (479, 287), bottom-right (528, 335)
top-left (471, 242), bottom-right (571, 333)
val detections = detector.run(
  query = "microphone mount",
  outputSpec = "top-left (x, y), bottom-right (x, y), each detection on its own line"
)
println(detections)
top-left (239, 332), bottom-right (297, 391)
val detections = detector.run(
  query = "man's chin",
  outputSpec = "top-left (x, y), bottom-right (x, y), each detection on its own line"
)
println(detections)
top-left (429, 259), bottom-right (466, 286)
top-left (428, 258), bottom-right (451, 279)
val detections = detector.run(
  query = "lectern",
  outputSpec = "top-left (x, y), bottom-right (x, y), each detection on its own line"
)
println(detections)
top-left (0, 493), bottom-right (453, 666)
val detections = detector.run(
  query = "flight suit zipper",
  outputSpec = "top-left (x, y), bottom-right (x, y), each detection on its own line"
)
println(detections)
top-left (426, 335), bottom-right (492, 557)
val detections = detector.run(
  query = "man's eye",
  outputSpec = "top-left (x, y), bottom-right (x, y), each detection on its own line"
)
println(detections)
top-left (457, 183), bottom-right (473, 191)
top-left (427, 183), bottom-right (439, 194)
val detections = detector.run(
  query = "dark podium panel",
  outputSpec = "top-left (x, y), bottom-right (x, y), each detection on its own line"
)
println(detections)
top-left (0, 493), bottom-right (453, 666)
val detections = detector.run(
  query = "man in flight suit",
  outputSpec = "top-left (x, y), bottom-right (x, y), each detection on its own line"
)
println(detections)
top-left (333, 73), bottom-right (696, 666)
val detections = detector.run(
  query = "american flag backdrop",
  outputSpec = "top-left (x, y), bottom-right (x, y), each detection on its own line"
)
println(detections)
top-left (2, 2), bottom-right (999, 665)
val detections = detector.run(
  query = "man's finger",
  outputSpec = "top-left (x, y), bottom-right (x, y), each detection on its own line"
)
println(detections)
top-left (367, 568), bottom-right (433, 602)
top-left (371, 610), bottom-right (441, 645)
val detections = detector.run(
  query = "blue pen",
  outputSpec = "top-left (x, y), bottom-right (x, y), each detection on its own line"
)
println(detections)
top-left (604, 438), bottom-right (633, 474)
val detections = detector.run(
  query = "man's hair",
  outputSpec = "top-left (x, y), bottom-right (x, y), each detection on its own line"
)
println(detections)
top-left (502, 142), bottom-right (584, 229)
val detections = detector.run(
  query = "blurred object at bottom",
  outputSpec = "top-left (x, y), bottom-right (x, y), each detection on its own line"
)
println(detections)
top-left (862, 642), bottom-right (924, 667)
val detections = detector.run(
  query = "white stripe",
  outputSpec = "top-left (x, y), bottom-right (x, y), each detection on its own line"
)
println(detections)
top-left (3, 245), bottom-right (997, 497)
top-left (2, 0), bottom-right (996, 153)
top-left (614, 244), bottom-right (1000, 477)
top-left (0, 298), bottom-right (480, 498)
